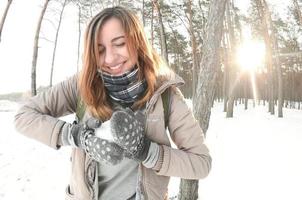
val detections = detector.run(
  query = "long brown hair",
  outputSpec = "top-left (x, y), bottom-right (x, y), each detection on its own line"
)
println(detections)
top-left (79, 6), bottom-right (166, 120)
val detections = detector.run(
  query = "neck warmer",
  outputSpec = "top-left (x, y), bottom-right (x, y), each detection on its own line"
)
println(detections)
top-left (99, 67), bottom-right (147, 105)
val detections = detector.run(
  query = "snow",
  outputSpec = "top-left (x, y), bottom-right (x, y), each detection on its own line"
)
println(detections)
top-left (1, 100), bottom-right (302, 200)
top-left (198, 102), bottom-right (302, 200)
top-left (95, 120), bottom-right (114, 141)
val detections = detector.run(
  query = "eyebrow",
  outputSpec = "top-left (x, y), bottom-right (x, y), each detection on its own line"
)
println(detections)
top-left (98, 35), bottom-right (125, 46)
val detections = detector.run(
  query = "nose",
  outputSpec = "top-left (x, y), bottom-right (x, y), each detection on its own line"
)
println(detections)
top-left (104, 47), bottom-right (116, 65)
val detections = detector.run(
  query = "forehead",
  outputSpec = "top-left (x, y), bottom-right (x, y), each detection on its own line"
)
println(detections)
top-left (98, 17), bottom-right (125, 43)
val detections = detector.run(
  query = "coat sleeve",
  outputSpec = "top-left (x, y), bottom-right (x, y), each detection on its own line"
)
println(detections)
top-left (14, 75), bottom-right (79, 149)
top-left (156, 88), bottom-right (212, 179)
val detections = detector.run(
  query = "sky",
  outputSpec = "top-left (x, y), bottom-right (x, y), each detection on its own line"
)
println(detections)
top-left (0, 0), bottom-right (292, 94)
top-left (1, 100), bottom-right (302, 199)
top-left (0, 0), bottom-right (80, 94)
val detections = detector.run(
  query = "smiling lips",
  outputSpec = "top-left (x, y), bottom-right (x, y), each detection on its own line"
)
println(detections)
top-left (104, 61), bottom-right (128, 75)
top-left (108, 62), bottom-right (123, 70)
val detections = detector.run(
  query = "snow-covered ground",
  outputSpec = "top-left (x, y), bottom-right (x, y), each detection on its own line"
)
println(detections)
top-left (1, 100), bottom-right (302, 200)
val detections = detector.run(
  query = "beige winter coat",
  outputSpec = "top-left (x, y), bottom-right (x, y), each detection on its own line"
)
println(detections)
top-left (14, 73), bottom-right (211, 200)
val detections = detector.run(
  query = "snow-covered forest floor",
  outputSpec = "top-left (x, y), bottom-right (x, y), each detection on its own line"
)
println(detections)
top-left (1, 100), bottom-right (302, 200)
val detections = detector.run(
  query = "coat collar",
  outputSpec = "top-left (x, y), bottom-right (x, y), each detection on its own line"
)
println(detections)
top-left (145, 72), bottom-right (184, 113)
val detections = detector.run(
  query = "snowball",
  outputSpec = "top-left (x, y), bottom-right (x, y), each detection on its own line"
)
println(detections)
top-left (95, 120), bottom-right (114, 141)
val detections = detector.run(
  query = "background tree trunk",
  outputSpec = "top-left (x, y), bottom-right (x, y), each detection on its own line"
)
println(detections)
top-left (187, 0), bottom-right (198, 99)
top-left (142, 0), bottom-right (145, 26)
top-left (262, 0), bottom-right (283, 117)
top-left (31, 0), bottom-right (50, 96)
top-left (178, 0), bottom-right (228, 199)
top-left (151, 2), bottom-right (154, 47)
top-left (153, 0), bottom-right (169, 64)
top-left (254, 0), bottom-right (275, 114)
top-left (292, 0), bottom-right (302, 25)
top-left (76, 4), bottom-right (81, 73)
top-left (222, 23), bottom-right (229, 112)
top-left (225, 1), bottom-right (236, 118)
top-left (50, 0), bottom-right (67, 87)
top-left (0, 0), bottom-right (13, 43)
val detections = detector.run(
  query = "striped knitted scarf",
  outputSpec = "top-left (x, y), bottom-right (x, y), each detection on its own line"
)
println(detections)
top-left (99, 67), bottom-right (147, 105)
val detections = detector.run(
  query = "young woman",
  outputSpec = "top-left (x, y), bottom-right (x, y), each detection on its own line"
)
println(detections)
top-left (15, 6), bottom-right (211, 200)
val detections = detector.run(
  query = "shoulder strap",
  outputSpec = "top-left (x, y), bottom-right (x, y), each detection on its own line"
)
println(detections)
top-left (76, 98), bottom-right (86, 122)
top-left (161, 87), bottom-right (171, 129)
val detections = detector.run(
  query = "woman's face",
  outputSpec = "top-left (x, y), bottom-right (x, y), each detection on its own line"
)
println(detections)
top-left (97, 17), bottom-right (137, 76)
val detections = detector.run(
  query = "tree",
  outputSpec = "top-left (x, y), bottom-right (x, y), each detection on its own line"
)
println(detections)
top-left (292, 0), bottom-right (302, 25)
top-left (153, 0), bottom-right (169, 64)
top-left (0, 0), bottom-right (13, 43)
top-left (178, 1), bottom-right (228, 199)
top-left (50, 0), bottom-right (68, 87)
top-left (261, 1), bottom-right (283, 117)
top-left (75, 2), bottom-right (81, 72)
top-left (253, 0), bottom-right (274, 114)
top-left (225, 0), bottom-right (237, 118)
top-left (222, 32), bottom-right (230, 112)
top-left (31, 0), bottom-right (50, 96)
top-left (185, 0), bottom-right (198, 98)
top-left (142, 0), bottom-right (146, 26)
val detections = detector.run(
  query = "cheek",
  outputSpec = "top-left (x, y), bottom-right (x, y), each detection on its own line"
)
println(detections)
top-left (127, 49), bottom-right (138, 64)
top-left (97, 55), bottom-right (105, 67)
top-left (120, 47), bottom-right (131, 58)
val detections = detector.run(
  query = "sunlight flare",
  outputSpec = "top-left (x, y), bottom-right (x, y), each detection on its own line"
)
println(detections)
top-left (236, 40), bottom-right (266, 71)
top-left (250, 71), bottom-right (258, 102)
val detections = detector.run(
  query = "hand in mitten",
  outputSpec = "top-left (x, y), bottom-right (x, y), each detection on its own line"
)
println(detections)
top-left (60, 118), bottom-right (101, 148)
top-left (84, 136), bottom-right (125, 165)
top-left (110, 108), bottom-right (150, 161)
top-left (61, 118), bottom-right (125, 165)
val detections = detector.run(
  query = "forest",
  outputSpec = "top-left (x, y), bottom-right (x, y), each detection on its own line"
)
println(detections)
top-left (1, 0), bottom-right (302, 115)
top-left (1, 0), bottom-right (302, 199)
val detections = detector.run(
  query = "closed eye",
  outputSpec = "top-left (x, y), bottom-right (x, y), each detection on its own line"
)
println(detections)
top-left (114, 42), bottom-right (125, 47)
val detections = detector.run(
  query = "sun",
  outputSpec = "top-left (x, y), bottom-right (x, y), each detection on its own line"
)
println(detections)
top-left (236, 40), bottom-right (266, 71)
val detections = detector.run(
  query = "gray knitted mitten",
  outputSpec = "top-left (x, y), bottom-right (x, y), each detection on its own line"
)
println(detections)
top-left (110, 108), bottom-right (151, 161)
top-left (61, 118), bottom-right (125, 165)
top-left (61, 118), bottom-right (101, 148)
top-left (84, 136), bottom-right (125, 165)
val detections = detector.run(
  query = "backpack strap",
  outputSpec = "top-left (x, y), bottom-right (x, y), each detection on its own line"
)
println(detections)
top-left (161, 87), bottom-right (171, 129)
top-left (76, 97), bottom-right (86, 122)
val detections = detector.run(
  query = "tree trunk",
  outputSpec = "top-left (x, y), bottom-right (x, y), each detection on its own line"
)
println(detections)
top-left (178, 0), bottom-right (228, 199)
top-left (0, 0), bottom-right (13, 43)
top-left (178, 179), bottom-right (199, 200)
top-left (50, 0), bottom-right (67, 87)
top-left (293, 0), bottom-right (302, 25)
top-left (222, 23), bottom-right (229, 112)
top-left (187, 0), bottom-right (198, 99)
top-left (255, 0), bottom-right (274, 114)
top-left (153, 0), bottom-right (169, 64)
top-left (167, 21), bottom-right (180, 73)
top-left (244, 72), bottom-right (248, 110)
top-left (193, 0), bottom-right (228, 132)
top-left (151, 2), bottom-right (154, 47)
top-left (76, 4), bottom-right (81, 73)
top-left (142, 0), bottom-right (145, 26)
top-left (31, 0), bottom-right (50, 96)
top-left (225, 1), bottom-right (236, 118)
top-left (262, 0), bottom-right (283, 117)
